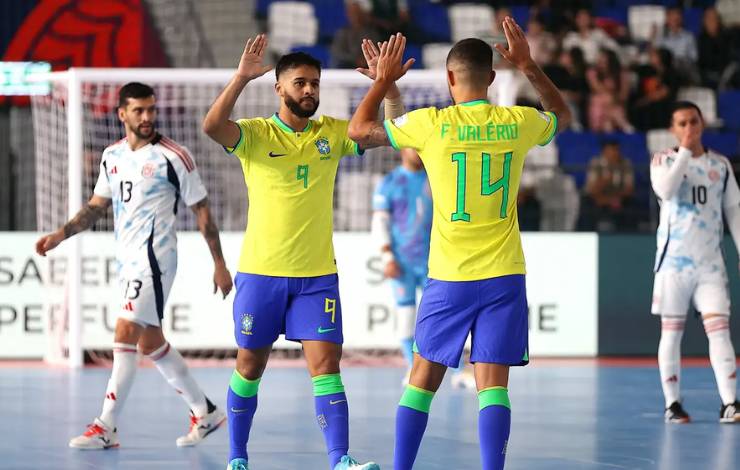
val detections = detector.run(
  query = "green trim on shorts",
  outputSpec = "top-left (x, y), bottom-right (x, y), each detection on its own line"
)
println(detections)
top-left (399, 384), bottom-right (435, 413)
top-left (312, 373), bottom-right (345, 396)
top-left (230, 370), bottom-right (261, 398)
top-left (478, 386), bottom-right (511, 411)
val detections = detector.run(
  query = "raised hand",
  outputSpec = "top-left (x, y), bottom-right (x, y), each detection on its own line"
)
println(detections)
top-left (236, 34), bottom-right (273, 80)
top-left (356, 39), bottom-right (382, 80)
top-left (494, 17), bottom-right (534, 70)
top-left (375, 33), bottom-right (415, 83)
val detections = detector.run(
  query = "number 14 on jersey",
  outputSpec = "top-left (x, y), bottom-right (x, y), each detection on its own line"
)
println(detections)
top-left (451, 151), bottom-right (512, 222)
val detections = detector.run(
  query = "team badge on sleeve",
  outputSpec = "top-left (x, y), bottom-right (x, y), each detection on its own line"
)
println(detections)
top-left (240, 313), bottom-right (254, 335)
top-left (315, 137), bottom-right (331, 155)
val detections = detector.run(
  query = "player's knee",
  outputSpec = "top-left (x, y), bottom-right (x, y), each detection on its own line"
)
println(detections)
top-left (236, 348), bottom-right (269, 380)
top-left (114, 318), bottom-right (143, 344)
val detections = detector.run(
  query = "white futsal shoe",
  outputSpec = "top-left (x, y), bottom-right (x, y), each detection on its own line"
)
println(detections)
top-left (69, 418), bottom-right (119, 449)
top-left (720, 401), bottom-right (740, 423)
top-left (450, 367), bottom-right (476, 390)
top-left (176, 405), bottom-right (226, 446)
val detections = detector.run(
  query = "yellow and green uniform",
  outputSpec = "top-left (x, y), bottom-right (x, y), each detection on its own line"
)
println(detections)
top-left (383, 100), bottom-right (557, 281)
top-left (228, 113), bottom-right (362, 277)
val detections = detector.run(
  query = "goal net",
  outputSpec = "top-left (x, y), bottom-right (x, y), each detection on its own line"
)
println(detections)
top-left (31, 68), bottom-right (516, 367)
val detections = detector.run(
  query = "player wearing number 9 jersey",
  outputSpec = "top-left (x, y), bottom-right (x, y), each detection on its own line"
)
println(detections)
top-left (203, 35), bottom-right (405, 470)
top-left (349, 20), bottom-right (572, 470)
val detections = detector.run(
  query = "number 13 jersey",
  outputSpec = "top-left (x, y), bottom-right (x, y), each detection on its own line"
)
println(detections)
top-left (384, 101), bottom-right (557, 281)
top-left (93, 134), bottom-right (208, 278)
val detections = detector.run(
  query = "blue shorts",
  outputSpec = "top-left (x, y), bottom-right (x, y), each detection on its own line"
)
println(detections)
top-left (232, 272), bottom-right (343, 349)
top-left (415, 274), bottom-right (529, 368)
top-left (391, 263), bottom-right (428, 307)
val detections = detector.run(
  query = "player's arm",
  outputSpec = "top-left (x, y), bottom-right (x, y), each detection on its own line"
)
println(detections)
top-left (371, 210), bottom-right (401, 279)
top-left (202, 34), bottom-right (273, 148)
top-left (35, 195), bottom-right (110, 256)
top-left (495, 17), bottom-right (572, 131)
top-left (191, 198), bottom-right (233, 298)
top-left (349, 34), bottom-right (415, 149)
top-left (651, 147), bottom-right (691, 201)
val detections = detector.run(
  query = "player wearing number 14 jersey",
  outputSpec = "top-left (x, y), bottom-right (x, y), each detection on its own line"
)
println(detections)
top-left (350, 21), bottom-right (572, 470)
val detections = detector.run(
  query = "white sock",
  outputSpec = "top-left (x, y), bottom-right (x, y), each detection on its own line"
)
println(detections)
top-left (149, 342), bottom-right (209, 417)
top-left (99, 343), bottom-right (138, 428)
top-left (704, 316), bottom-right (737, 405)
top-left (658, 317), bottom-right (685, 407)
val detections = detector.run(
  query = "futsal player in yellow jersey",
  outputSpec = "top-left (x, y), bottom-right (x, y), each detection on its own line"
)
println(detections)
top-left (203, 35), bottom-right (404, 470)
top-left (349, 20), bottom-right (572, 470)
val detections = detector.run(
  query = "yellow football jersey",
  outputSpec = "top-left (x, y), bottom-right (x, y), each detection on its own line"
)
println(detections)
top-left (228, 114), bottom-right (361, 277)
top-left (384, 100), bottom-right (557, 281)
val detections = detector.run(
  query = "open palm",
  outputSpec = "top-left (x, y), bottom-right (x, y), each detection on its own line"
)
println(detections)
top-left (237, 34), bottom-right (273, 80)
top-left (356, 39), bottom-right (381, 79)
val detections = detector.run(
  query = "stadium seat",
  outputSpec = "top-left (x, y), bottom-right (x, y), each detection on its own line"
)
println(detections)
top-left (290, 45), bottom-right (330, 67)
top-left (628, 5), bottom-right (666, 42)
top-left (703, 132), bottom-right (740, 158)
top-left (408, 0), bottom-right (451, 43)
top-left (405, 43), bottom-right (423, 69)
top-left (422, 43), bottom-right (452, 69)
top-left (268, 1), bottom-right (318, 54)
top-left (604, 132), bottom-right (649, 166)
top-left (256, 0), bottom-right (271, 18)
top-left (308, 0), bottom-right (347, 42)
top-left (683, 8), bottom-right (703, 36)
top-left (556, 131), bottom-right (600, 188)
top-left (511, 6), bottom-right (530, 29)
top-left (718, 91), bottom-right (740, 131)
top-left (677, 87), bottom-right (720, 127)
top-left (647, 129), bottom-right (675, 155)
top-left (448, 3), bottom-right (494, 43)
top-left (594, 6), bottom-right (628, 26)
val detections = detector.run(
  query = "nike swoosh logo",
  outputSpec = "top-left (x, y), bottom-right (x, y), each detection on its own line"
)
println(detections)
top-left (317, 327), bottom-right (336, 333)
top-left (268, 151), bottom-right (286, 158)
top-left (329, 399), bottom-right (347, 405)
top-left (230, 408), bottom-right (249, 413)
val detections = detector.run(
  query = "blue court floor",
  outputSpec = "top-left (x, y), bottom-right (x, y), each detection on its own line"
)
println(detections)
top-left (0, 363), bottom-right (737, 470)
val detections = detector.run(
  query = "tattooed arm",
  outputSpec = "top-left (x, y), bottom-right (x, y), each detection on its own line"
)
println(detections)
top-left (35, 195), bottom-right (110, 256)
top-left (191, 198), bottom-right (233, 298)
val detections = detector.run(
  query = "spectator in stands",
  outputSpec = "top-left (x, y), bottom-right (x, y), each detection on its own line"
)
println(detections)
top-left (527, 15), bottom-right (556, 67)
top-left (655, 7), bottom-right (699, 84)
top-left (547, 47), bottom-right (589, 131)
top-left (630, 48), bottom-right (679, 131)
top-left (581, 140), bottom-right (635, 231)
top-left (481, 6), bottom-right (510, 67)
top-left (356, 0), bottom-right (414, 40)
top-left (587, 48), bottom-right (634, 133)
top-left (331, 1), bottom-right (381, 69)
top-left (698, 7), bottom-right (739, 90)
top-left (562, 9), bottom-right (619, 64)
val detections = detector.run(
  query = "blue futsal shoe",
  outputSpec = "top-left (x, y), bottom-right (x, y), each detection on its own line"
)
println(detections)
top-left (333, 455), bottom-right (380, 470)
top-left (227, 458), bottom-right (249, 470)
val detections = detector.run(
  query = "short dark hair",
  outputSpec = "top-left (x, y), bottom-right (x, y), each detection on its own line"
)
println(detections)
top-left (446, 38), bottom-right (493, 86)
top-left (275, 52), bottom-right (321, 80)
top-left (671, 100), bottom-right (704, 122)
top-left (118, 82), bottom-right (154, 108)
top-left (602, 139), bottom-right (619, 149)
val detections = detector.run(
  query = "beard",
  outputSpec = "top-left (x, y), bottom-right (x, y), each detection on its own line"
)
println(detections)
top-left (132, 122), bottom-right (155, 140)
top-left (284, 95), bottom-right (319, 118)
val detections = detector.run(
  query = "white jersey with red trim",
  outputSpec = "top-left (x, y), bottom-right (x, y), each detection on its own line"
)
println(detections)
top-left (93, 134), bottom-right (207, 278)
top-left (651, 147), bottom-right (740, 274)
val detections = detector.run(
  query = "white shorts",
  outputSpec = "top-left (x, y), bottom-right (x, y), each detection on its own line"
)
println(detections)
top-left (117, 272), bottom-right (175, 327)
top-left (651, 269), bottom-right (730, 316)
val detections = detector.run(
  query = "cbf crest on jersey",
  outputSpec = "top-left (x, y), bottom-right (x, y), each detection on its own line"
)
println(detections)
top-left (240, 313), bottom-right (254, 335)
top-left (315, 137), bottom-right (331, 158)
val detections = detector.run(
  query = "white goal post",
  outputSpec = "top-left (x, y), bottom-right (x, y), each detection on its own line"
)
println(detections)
top-left (30, 67), bottom-right (517, 368)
